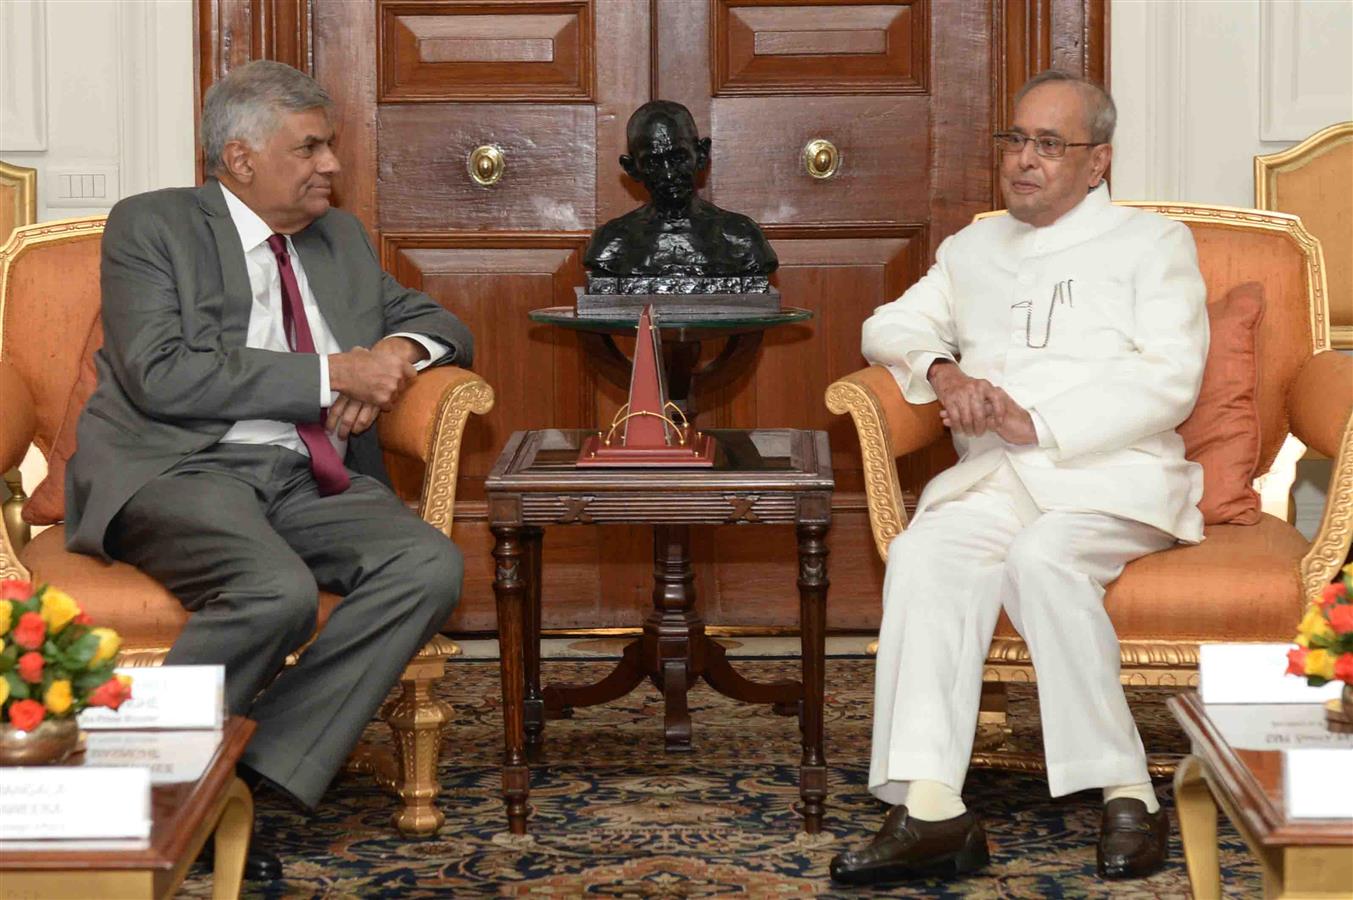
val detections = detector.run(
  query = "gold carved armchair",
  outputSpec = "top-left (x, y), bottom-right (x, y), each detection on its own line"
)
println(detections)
top-left (0, 217), bottom-right (494, 834)
top-left (827, 203), bottom-right (1353, 774)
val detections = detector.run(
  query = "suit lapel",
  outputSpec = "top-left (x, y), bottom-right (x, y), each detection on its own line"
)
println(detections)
top-left (292, 224), bottom-right (359, 350)
top-left (198, 180), bottom-right (253, 348)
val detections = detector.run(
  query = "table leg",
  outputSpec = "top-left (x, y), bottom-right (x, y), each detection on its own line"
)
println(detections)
top-left (797, 521), bottom-right (829, 834)
top-left (212, 777), bottom-right (253, 900)
top-left (651, 524), bottom-right (699, 752)
top-left (1174, 754), bottom-right (1220, 899)
top-left (492, 524), bottom-right (531, 835)
top-left (522, 526), bottom-right (546, 761)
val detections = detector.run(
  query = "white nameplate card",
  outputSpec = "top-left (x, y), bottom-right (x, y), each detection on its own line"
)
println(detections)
top-left (1205, 704), bottom-right (1353, 751)
top-left (79, 664), bottom-right (224, 730)
top-left (83, 730), bottom-right (222, 785)
top-left (1198, 644), bottom-right (1345, 704)
top-left (0, 768), bottom-right (151, 840)
top-left (1284, 749), bottom-right (1353, 819)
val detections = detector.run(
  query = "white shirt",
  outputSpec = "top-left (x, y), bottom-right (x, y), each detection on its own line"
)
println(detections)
top-left (862, 184), bottom-right (1210, 541)
top-left (218, 185), bottom-right (446, 458)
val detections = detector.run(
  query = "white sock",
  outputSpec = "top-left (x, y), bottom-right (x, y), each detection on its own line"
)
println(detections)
top-left (905, 779), bottom-right (967, 821)
top-left (1103, 782), bottom-right (1160, 814)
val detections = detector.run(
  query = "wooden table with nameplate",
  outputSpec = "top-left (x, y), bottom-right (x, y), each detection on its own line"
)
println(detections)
top-left (486, 428), bottom-right (833, 835)
top-left (1169, 692), bottom-right (1353, 898)
top-left (0, 716), bottom-right (255, 900)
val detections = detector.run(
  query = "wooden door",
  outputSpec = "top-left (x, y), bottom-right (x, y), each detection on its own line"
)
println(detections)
top-left (198, 0), bottom-right (1108, 634)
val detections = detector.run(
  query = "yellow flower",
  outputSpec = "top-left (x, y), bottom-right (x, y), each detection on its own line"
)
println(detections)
top-left (1343, 562), bottom-right (1353, 578)
top-left (39, 589), bottom-right (80, 634)
top-left (89, 627), bottom-right (122, 665)
top-left (44, 679), bottom-right (73, 715)
top-left (115, 674), bottom-right (132, 690)
top-left (1297, 605), bottom-right (1334, 642)
top-left (0, 601), bottom-right (11, 636)
top-left (1304, 649), bottom-right (1336, 681)
top-left (0, 678), bottom-right (8, 705)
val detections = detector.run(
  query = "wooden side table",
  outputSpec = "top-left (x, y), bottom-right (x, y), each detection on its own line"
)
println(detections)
top-left (1169, 693), bottom-right (1353, 898)
top-left (487, 428), bottom-right (833, 835)
top-left (0, 717), bottom-right (255, 900)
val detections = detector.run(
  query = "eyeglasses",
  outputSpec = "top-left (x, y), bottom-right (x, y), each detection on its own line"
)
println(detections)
top-left (993, 132), bottom-right (1099, 159)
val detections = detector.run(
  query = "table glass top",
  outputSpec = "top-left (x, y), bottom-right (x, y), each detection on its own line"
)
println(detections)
top-left (529, 305), bottom-right (813, 333)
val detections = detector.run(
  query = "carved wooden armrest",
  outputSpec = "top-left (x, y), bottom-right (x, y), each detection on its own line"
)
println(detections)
top-left (0, 361), bottom-right (36, 579)
top-left (825, 365), bottom-right (946, 562)
top-left (378, 366), bottom-right (494, 537)
top-left (1290, 351), bottom-right (1353, 600)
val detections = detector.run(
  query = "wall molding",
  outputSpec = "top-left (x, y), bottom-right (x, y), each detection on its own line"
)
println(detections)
top-left (1260, 0), bottom-right (1353, 142)
top-left (117, 0), bottom-right (158, 199)
top-left (0, 0), bottom-right (48, 152)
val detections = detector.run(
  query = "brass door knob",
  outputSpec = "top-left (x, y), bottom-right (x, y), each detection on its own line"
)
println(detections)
top-left (468, 145), bottom-right (505, 186)
top-left (803, 138), bottom-right (840, 179)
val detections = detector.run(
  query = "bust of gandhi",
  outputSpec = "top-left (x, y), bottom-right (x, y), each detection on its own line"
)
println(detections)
top-left (584, 101), bottom-right (778, 279)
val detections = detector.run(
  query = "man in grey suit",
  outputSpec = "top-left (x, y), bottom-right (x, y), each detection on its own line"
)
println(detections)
top-left (66, 60), bottom-right (472, 879)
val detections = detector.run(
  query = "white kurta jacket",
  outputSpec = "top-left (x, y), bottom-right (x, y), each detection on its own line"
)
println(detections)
top-left (862, 185), bottom-right (1209, 542)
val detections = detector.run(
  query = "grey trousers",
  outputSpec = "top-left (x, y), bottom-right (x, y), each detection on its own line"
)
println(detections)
top-left (109, 443), bottom-right (462, 808)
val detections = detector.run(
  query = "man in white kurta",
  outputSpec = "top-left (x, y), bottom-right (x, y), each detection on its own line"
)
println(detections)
top-left (830, 72), bottom-right (1208, 887)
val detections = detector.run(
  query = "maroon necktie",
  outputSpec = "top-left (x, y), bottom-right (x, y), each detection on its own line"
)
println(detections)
top-left (266, 234), bottom-right (351, 496)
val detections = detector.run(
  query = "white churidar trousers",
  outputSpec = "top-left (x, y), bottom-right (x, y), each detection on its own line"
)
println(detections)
top-left (868, 460), bottom-right (1175, 804)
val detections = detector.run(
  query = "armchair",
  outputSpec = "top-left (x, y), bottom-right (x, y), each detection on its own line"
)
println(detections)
top-left (827, 203), bottom-right (1353, 774)
top-left (0, 217), bottom-right (495, 834)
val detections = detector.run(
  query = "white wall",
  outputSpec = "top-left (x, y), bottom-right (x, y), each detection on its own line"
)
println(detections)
top-left (0, 0), bottom-right (196, 221)
top-left (1112, 0), bottom-right (1352, 540)
top-left (1, 0), bottom-right (196, 515)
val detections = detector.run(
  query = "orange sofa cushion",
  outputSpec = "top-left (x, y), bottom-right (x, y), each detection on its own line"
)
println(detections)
top-left (19, 526), bottom-right (343, 648)
top-left (1177, 282), bottom-right (1265, 525)
top-left (994, 513), bottom-right (1307, 642)
top-left (22, 319), bottom-right (102, 525)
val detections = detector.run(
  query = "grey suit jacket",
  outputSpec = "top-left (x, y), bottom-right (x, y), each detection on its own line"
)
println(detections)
top-left (66, 179), bottom-right (473, 559)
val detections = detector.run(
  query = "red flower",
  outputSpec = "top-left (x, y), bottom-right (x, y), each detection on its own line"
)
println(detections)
top-left (1321, 582), bottom-right (1349, 608)
top-left (0, 580), bottom-right (33, 601)
top-left (16, 651), bottom-right (44, 683)
top-left (87, 677), bottom-right (133, 711)
top-left (12, 612), bottom-right (46, 650)
top-left (1335, 653), bottom-right (1353, 684)
top-left (1286, 646), bottom-right (1308, 676)
top-left (1329, 604), bottom-right (1353, 635)
top-left (72, 612), bottom-right (93, 626)
top-left (7, 698), bottom-right (45, 731)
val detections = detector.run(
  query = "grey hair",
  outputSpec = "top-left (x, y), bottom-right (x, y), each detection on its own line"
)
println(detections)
top-left (200, 60), bottom-right (333, 174)
top-left (1014, 70), bottom-right (1117, 144)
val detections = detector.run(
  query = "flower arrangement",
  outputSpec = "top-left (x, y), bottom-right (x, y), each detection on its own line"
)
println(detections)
top-left (1286, 563), bottom-right (1353, 688)
top-left (0, 579), bottom-right (132, 732)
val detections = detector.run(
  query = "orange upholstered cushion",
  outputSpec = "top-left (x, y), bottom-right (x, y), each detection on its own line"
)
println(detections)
top-left (22, 319), bottom-right (103, 525)
top-left (19, 527), bottom-right (343, 648)
top-left (994, 513), bottom-right (1307, 642)
top-left (1177, 282), bottom-right (1264, 525)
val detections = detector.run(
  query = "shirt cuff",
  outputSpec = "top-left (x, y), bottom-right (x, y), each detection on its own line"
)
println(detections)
top-left (319, 355), bottom-right (334, 407)
top-left (1030, 410), bottom-right (1058, 449)
top-left (390, 332), bottom-right (449, 371)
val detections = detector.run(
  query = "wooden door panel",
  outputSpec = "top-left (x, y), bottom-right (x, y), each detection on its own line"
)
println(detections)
top-left (378, 0), bottom-right (594, 102)
top-left (712, 0), bottom-right (928, 95)
top-left (708, 96), bottom-right (928, 225)
top-left (379, 104), bottom-right (596, 231)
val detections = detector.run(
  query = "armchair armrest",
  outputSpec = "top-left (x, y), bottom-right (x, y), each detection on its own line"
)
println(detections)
top-left (1290, 351), bottom-right (1353, 602)
top-left (379, 366), bottom-right (494, 537)
top-left (1, 361), bottom-right (36, 580)
top-left (825, 365), bottom-right (947, 562)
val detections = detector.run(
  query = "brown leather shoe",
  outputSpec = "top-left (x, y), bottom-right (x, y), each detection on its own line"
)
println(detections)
top-left (1097, 798), bottom-right (1169, 879)
top-left (829, 806), bottom-right (989, 885)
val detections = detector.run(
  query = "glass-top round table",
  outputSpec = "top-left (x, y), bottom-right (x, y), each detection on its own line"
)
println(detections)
top-left (528, 305), bottom-right (814, 417)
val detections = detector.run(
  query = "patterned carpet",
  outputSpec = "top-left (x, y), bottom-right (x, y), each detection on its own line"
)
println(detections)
top-left (180, 657), bottom-right (1262, 898)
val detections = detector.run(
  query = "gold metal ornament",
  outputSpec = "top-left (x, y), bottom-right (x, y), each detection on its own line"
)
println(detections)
top-left (468, 145), bottom-right (505, 187)
top-left (803, 139), bottom-right (840, 180)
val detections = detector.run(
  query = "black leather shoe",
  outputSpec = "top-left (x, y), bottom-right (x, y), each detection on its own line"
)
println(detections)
top-left (197, 835), bottom-right (284, 882)
top-left (1097, 798), bottom-right (1168, 879)
top-left (830, 806), bottom-right (990, 885)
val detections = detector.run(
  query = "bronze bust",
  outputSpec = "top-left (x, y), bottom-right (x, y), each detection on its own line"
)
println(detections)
top-left (583, 101), bottom-right (778, 297)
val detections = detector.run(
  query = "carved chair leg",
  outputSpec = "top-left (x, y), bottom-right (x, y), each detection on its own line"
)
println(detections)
top-left (383, 657), bottom-right (453, 836)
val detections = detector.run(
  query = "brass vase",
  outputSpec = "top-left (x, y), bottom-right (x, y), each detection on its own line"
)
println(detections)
top-left (1327, 682), bottom-right (1353, 734)
top-left (0, 718), bottom-right (81, 765)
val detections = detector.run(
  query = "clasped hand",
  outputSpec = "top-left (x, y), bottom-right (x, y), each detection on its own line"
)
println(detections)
top-left (324, 337), bottom-right (424, 439)
top-left (928, 361), bottom-right (1037, 445)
